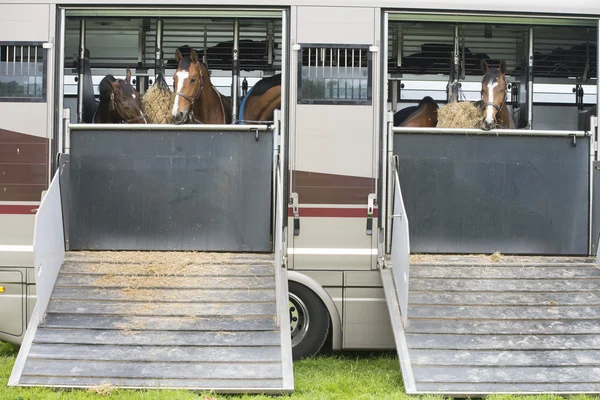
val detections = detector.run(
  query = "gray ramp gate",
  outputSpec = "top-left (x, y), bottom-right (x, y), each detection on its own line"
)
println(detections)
top-left (394, 131), bottom-right (590, 255)
top-left (65, 126), bottom-right (273, 252)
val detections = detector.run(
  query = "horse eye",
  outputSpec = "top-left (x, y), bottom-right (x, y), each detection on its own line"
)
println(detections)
top-left (190, 77), bottom-right (197, 83)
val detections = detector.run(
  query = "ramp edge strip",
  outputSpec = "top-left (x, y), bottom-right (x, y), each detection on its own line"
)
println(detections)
top-left (380, 267), bottom-right (417, 394)
top-left (278, 271), bottom-right (295, 391)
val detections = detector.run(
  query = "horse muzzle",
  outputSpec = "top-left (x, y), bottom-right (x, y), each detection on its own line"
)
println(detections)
top-left (173, 110), bottom-right (189, 125)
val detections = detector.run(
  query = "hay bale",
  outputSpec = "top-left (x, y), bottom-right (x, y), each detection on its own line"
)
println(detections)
top-left (436, 101), bottom-right (482, 129)
top-left (142, 73), bottom-right (175, 124)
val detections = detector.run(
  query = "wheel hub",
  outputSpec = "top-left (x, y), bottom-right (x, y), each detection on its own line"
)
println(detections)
top-left (289, 292), bottom-right (310, 347)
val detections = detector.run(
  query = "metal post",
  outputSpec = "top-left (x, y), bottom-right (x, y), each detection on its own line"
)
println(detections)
top-left (386, 111), bottom-right (394, 254)
top-left (231, 19), bottom-right (240, 123)
top-left (57, 8), bottom-right (66, 158)
top-left (155, 19), bottom-right (164, 75)
top-left (527, 27), bottom-right (534, 129)
top-left (77, 18), bottom-right (86, 123)
top-left (447, 24), bottom-right (460, 102)
top-left (267, 21), bottom-right (274, 66)
top-left (589, 116), bottom-right (597, 254)
top-left (137, 25), bottom-right (147, 94)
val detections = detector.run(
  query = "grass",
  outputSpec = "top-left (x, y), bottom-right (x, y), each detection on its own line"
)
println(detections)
top-left (1, 342), bottom-right (600, 400)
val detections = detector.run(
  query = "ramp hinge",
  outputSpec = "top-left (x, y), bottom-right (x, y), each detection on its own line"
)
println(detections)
top-left (291, 192), bottom-right (300, 236)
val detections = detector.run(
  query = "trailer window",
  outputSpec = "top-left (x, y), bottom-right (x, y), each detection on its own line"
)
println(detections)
top-left (298, 45), bottom-right (372, 105)
top-left (0, 44), bottom-right (46, 102)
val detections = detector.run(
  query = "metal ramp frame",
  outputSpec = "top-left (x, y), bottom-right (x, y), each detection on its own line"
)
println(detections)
top-left (9, 115), bottom-right (293, 393)
top-left (381, 117), bottom-right (600, 395)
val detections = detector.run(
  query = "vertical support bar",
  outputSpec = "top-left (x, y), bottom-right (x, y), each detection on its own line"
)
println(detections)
top-left (527, 27), bottom-right (534, 129)
top-left (203, 22), bottom-right (208, 66)
top-left (77, 18), bottom-right (86, 123)
top-left (155, 19), bottom-right (164, 75)
top-left (231, 19), bottom-right (240, 123)
top-left (447, 24), bottom-right (460, 102)
top-left (57, 8), bottom-right (66, 159)
top-left (137, 25), bottom-right (147, 94)
top-left (386, 113), bottom-right (394, 254)
top-left (267, 21), bottom-right (274, 65)
top-left (381, 12), bottom-right (390, 258)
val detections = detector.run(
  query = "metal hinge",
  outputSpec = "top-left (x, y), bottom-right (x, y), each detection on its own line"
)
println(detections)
top-left (290, 192), bottom-right (300, 236)
top-left (366, 193), bottom-right (376, 235)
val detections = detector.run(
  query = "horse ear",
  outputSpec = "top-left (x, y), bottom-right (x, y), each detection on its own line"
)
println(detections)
top-left (175, 48), bottom-right (183, 63)
top-left (481, 59), bottom-right (489, 74)
top-left (125, 68), bottom-right (132, 84)
top-left (499, 60), bottom-right (507, 74)
top-left (190, 49), bottom-right (199, 63)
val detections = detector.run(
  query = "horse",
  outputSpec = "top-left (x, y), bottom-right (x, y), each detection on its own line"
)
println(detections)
top-left (172, 47), bottom-right (232, 124)
top-left (480, 59), bottom-right (512, 130)
top-left (584, 105), bottom-right (597, 132)
top-left (238, 74), bottom-right (281, 123)
top-left (393, 96), bottom-right (439, 127)
top-left (93, 68), bottom-right (148, 124)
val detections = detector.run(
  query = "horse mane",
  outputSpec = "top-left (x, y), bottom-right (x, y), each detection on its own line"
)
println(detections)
top-left (249, 74), bottom-right (281, 97)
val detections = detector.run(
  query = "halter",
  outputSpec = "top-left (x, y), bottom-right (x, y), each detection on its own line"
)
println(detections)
top-left (174, 63), bottom-right (227, 125)
top-left (482, 82), bottom-right (507, 127)
top-left (174, 64), bottom-right (205, 124)
top-left (109, 87), bottom-right (148, 124)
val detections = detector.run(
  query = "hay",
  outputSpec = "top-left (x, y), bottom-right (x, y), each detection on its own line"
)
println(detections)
top-left (142, 73), bottom-right (175, 124)
top-left (436, 101), bottom-right (482, 129)
top-left (88, 383), bottom-right (115, 395)
top-left (490, 251), bottom-right (503, 261)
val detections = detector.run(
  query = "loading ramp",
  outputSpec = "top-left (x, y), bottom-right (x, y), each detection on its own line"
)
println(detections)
top-left (9, 120), bottom-right (293, 393)
top-left (381, 122), bottom-right (600, 395)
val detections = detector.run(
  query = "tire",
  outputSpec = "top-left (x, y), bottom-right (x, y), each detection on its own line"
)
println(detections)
top-left (288, 281), bottom-right (330, 360)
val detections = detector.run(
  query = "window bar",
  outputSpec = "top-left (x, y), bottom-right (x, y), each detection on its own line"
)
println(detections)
top-left (5, 46), bottom-right (8, 75)
top-left (359, 49), bottom-right (362, 99)
top-left (352, 48), bottom-right (355, 99)
top-left (27, 46), bottom-right (31, 95)
top-left (321, 47), bottom-right (325, 81)
top-left (344, 48), bottom-right (348, 100)
top-left (13, 45), bottom-right (16, 76)
top-left (337, 48), bottom-right (340, 98)
top-left (20, 46), bottom-right (23, 76)
top-left (308, 48), bottom-right (311, 79)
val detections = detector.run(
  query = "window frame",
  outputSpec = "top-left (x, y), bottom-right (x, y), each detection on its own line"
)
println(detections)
top-left (0, 41), bottom-right (47, 103)
top-left (297, 43), bottom-right (373, 106)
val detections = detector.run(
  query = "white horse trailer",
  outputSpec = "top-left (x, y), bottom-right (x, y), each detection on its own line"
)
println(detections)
top-left (0, 0), bottom-right (599, 395)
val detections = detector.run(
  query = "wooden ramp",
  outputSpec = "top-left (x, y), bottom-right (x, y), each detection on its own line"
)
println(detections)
top-left (10, 251), bottom-right (294, 393)
top-left (382, 254), bottom-right (600, 396)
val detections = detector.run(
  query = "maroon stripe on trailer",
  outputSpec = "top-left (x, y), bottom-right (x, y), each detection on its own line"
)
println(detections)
top-left (287, 207), bottom-right (379, 218)
top-left (0, 205), bottom-right (39, 215)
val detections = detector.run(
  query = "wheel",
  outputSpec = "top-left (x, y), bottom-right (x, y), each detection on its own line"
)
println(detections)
top-left (288, 281), bottom-right (330, 360)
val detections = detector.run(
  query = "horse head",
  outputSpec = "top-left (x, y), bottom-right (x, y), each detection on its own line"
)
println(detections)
top-left (481, 59), bottom-right (507, 130)
top-left (97, 68), bottom-right (148, 124)
top-left (172, 47), bottom-right (209, 124)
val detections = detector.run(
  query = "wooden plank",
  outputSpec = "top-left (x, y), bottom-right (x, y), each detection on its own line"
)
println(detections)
top-left (60, 261), bottom-right (275, 277)
top-left (19, 376), bottom-right (284, 389)
top-left (406, 319), bottom-right (600, 335)
top-left (46, 300), bottom-right (276, 317)
top-left (22, 359), bottom-right (283, 380)
top-left (50, 287), bottom-right (276, 303)
top-left (40, 314), bottom-right (277, 331)
top-left (28, 344), bottom-right (281, 363)
top-left (410, 349), bottom-right (600, 367)
top-left (412, 366), bottom-right (600, 383)
top-left (410, 278), bottom-right (600, 292)
top-left (55, 274), bottom-right (275, 289)
top-left (415, 382), bottom-right (600, 393)
top-left (408, 305), bottom-right (600, 320)
top-left (406, 334), bottom-right (600, 350)
top-left (410, 266), bottom-right (600, 279)
top-left (34, 328), bottom-right (280, 346)
top-left (409, 255), bottom-right (594, 265)
top-left (409, 291), bottom-right (600, 306)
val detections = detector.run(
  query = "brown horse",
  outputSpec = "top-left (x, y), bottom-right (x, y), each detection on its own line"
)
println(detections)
top-left (584, 105), bottom-right (597, 132)
top-left (172, 47), bottom-right (232, 124)
top-left (238, 74), bottom-right (281, 123)
top-left (394, 96), bottom-right (439, 127)
top-left (480, 59), bottom-right (511, 130)
top-left (93, 68), bottom-right (148, 124)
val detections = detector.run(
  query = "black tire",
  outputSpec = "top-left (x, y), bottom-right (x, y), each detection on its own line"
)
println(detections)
top-left (288, 281), bottom-right (330, 360)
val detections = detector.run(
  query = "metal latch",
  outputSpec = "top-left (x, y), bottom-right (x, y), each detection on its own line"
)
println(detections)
top-left (291, 192), bottom-right (300, 236)
top-left (366, 193), bottom-right (376, 235)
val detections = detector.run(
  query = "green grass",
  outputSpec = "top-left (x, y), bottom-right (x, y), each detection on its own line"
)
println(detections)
top-left (1, 342), bottom-right (600, 400)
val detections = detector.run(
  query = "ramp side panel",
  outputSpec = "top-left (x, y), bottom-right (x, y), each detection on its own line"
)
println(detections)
top-left (394, 134), bottom-right (589, 255)
top-left (67, 129), bottom-right (273, 251)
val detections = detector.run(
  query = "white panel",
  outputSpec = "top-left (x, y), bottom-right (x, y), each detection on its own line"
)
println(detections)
top-left (0, 214), bottom-right (36, 246)
top-left (296, 6), bottom-right (374, 45)
top-left (295, 105), bottom-right (373, 178)
top-left (0, 103), bottom-right (48, 138)
top-left (0, 4), bottom-right (49, 41)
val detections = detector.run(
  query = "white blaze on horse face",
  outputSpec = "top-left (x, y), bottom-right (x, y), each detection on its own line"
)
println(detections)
top-left (172, 70), bottom-right (189, 118)
top-left (485, 81), bottom-right (499, 126)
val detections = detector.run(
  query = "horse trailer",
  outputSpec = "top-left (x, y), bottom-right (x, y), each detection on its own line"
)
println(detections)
top-left (1, 0), bottom-right (600, 395)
